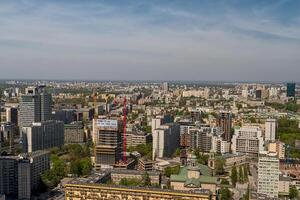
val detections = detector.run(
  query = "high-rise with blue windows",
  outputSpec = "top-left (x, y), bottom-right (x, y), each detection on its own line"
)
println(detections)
top-left (286, 83), bottom-right (296, 97)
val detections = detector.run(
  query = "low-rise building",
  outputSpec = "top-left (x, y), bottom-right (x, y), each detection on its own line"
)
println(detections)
top-left (111, 169), bottom-right (161, 185)
top-left (64, 183), bottom-right (211, 200)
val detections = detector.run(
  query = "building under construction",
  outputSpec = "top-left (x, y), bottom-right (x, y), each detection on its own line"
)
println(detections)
top-left (93, 118), bottom-right (123, 170)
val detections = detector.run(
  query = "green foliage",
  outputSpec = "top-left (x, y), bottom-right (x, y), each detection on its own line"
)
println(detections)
top-left (238, 165), bottom-right (244, 183)
top-left (278, 117), bottom-right (300, 158)
top-left (220, 187), bottom-right (232, 200)
top-left (70, 157), bottom-right (92, 176)
top-left (243, 165), bottom-right (248, 182)
top-left (215, 157), bottom-right (225, 175)
top-left (248, 116), bottom-right (256, 123)
top-left (194, 149), bottom-right (209, 165)
top-left (266, 102), bottom-right (299, 112)
top-left (164, 165), bottom-right (180, 177)
top-left (127, 143), bottom-right (152, 159)
top-left (289, 185), bottom-right (299, 199)
top-left (41, 156), bottom-right (66, 189)
top-left (142, 172), bottom-right (151, 186)
top-left (119, 178), bottom-right (141, 186)
top-left (231, 166), bottom-right (238, 187)
top-left (220, 179), bottom-right (230, 185)
top-left (172, 148), bottom-right (181, 157)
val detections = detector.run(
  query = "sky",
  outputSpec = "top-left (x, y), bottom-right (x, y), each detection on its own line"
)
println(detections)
top-left (0, 0), bottom-right (300, 82)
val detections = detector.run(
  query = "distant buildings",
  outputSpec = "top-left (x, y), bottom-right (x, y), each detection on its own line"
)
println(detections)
top-left (216, 112), bottom-right (232, 142)
top-left (152, 123), bottom-right (180, 160)
top-left (286, 82), bottom-right (296, 97)
top-left (124, 131), bottom-right (152, 147)
top-left (21, 120), bottom-right (64, 153)
top-left (162, 82), bottom-right (169, 92)
top-left (0, 151), bottom-right (50, 199)
top-left (231, 126), bottom-right (264, 156)
top-left (265, 119), bottom-right (277, 142)
top-left (257, 153), bottom-right (279, 198)
top-left (92, 118), bottom-right (123, 169)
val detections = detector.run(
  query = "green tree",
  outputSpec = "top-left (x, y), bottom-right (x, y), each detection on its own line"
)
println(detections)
top-left (289, 185), bottom-right (299, 199)
top-left (220, 187), bottom-right (232, 200)
top-left (243, 165), bottom-right (248, 182)
top-left (231, 166), bottom-right (238, 187)
top-left (164, 165), bottom-right (180, 177)
top-left (215, 157), bottom-right (225, 175)
top-left (80, 157), bottom-right (92, 175)
top-left (142, 172), bottom-right (151, 186)
top-left (238, 165), bottom-right (244, 183)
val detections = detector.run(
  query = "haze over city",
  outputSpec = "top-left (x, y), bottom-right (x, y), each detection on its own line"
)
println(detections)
top-left (0, 0), bottom-right (300, 81)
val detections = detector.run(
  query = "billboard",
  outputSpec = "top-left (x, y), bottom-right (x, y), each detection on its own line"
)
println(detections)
top-left (96, 119), bottom-right (118, 129)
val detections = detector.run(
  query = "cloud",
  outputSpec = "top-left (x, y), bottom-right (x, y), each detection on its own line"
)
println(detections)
top-left (0, 0), bottom-right (299, 81)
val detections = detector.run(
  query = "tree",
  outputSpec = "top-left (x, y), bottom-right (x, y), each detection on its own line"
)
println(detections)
top-left (238, 165), bottom-right (244, 183)
top-left (80, 157), bottom-right (92, 175)
top-left (243, 165), bottom-right (248, 182)
top-left (172, 148), bottom-right (181, 157)
top-left (289, 185), bottom-right (299, 199)
top-left (220, 187), bottom-right (232, 200)
top-left (164, 165), bottom-right (180, 177)
top-left (142, 172), bottom-right (151, 186)
top-left (231, 166), bottom-right (238, 187)
top-left (215, 157), bottom-right (225, 175)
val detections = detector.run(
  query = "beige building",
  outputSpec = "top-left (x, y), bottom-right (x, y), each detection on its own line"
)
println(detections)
top-left (111, 169), bottom-right (160, 185)
top-left (65, 183), bottom-right (211, 200)
top-left (257, 153), bottom-right (279, 198)
top-left (268, 141), bottom-right (285, 159)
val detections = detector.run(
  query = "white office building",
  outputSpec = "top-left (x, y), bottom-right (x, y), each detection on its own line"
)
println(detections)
top-left (257, 153), bottom-right (279, 198)
top-left (231, 126), bottom-right (264, 156)
top-left (152, 123), bottom-right (180, 160)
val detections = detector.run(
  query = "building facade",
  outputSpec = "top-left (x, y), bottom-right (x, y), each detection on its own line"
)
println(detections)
top-left (65, 183), bottom-right (211, 200)
top-left (216, 112), bottom-right (232, 142)
top-left (265, 119), bottom-right (276, 142)
top-left (231, 126), bottom-right (264, 156)
top-left (93, 119), bottom-right (123, 169)
top-left (152, 123), bottom-right (180, 160)
top-left (257, 153), bottom-right (279, 198)
top-left (21, 120), bottom-right (64, 153)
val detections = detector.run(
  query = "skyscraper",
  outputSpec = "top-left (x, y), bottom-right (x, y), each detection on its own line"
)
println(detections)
top-left (19, 86), bottom-right (52, 128)
top-left (216, 112), bottom-right (232, 142)
top-left (286, 82), bottom-right (296, 97)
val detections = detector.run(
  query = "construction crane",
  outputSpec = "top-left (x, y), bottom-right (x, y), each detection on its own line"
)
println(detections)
top-left (123, 96), bottom-right (127, 162)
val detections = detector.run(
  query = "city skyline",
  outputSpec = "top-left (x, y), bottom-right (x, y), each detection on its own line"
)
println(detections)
top-left (0, 0), bottom-right (300, 81)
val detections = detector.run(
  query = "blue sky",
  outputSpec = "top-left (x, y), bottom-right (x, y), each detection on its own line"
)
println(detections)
top-left (0, 0), bottom-right (299, 81)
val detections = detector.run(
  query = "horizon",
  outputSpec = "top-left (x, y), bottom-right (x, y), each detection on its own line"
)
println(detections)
top-left (0, 0), bottom-right (300, 81)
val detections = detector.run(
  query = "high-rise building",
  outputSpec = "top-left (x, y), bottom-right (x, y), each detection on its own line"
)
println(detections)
top-left (0, 151), bottom-right (50, 199)
top-left (231, 126), bottom-right (264, 156)
top-left (265, 119), bottom-right (277, 141)
top-left (93, 119), bottom-right (123, 169)
top-left (286, 82), bottom-right (296, 97)
top-left (19, 86), bottom-right (52, 128)
top-left (257, 153), bottom-right (279, 198)
top-left (6, 107), bottom-right (18, 125)
top-left (216, 112), bottom-right (232, 142)
top-left (21, 120), bottom-right (64, 153)
top-left (162, 82), bottom-right (169, 92)
top-left (152, 123), bottom-right (180, 160)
